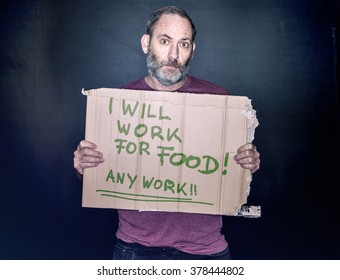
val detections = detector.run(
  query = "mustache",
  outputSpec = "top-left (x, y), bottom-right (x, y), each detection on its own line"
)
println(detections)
top-left (159, 59), bottom-right (182, 69)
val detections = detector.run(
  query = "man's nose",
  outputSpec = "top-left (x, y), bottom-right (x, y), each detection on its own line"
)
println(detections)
top-left (168, 45), bottom-right (179, 60)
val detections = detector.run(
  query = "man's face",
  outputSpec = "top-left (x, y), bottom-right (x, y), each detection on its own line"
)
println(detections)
top-left (143, 14), bottom-right (195, 86)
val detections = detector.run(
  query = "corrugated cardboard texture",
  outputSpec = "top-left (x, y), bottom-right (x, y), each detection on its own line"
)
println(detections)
top-left (82, 88), bottom-right (259, 216)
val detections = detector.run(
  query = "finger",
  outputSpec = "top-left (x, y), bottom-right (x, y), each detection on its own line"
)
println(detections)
top-left (80, 155), bottom-right (105, 164)
top-left (78, 147), bottom-right (104, 158)
top-left (235, 156), bottom-right (257, 165)
top-left (241, 163), bottom-right (260, 173)
top-left (237, 143), bottom-right (256, 153)
top-left (74, 156), bottom-right (105, 175)
top-left (234, 150), bottom-right (260, 162)
top-left (78, 140), bottom-right (97, 150)
top-left (74, 153), bottom-right (104, 168)
top-left (81, 161), bottom-right (103, 169)
top-left (75, 162), bottom-right (102, 175)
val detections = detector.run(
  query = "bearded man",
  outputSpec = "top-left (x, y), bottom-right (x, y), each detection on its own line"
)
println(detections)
top-left (74, 6), bottom-right (260, 260)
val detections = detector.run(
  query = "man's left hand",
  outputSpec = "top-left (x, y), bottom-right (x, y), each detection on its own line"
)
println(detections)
top-left (234, 143), bottom-right (260, 173)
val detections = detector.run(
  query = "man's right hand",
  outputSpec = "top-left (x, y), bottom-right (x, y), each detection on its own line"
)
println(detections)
top-left (73, 140), bottom-right (105, 175)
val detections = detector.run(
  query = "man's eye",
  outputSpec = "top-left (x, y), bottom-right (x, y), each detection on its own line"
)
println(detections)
top-left (180, 42), bottom-right (190, 48)
top-left (160, 39), bottom-right (169, 45)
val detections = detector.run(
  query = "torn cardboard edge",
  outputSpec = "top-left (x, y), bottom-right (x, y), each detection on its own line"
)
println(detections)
top-left (138, 205), bottom-right (261, 218)
top-left (236, 205), bottom-right (261, 218)
top-left (81, 88), bottom-right (260, 217)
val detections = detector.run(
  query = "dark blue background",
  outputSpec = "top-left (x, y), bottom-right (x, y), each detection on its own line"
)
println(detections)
top-left (0, 0), bottom-right (339, 259)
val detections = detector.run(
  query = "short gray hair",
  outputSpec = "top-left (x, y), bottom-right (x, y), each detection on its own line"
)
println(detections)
top-left (146, 6), bottom-right (197, 41)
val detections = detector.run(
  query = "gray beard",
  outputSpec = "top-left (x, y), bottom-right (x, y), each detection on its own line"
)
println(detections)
top-left (146, 52), bottom-right (190, 86)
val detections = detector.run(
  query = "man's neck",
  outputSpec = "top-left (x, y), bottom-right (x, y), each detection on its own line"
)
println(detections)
top-left (144, 75), bottom-right (187, 91)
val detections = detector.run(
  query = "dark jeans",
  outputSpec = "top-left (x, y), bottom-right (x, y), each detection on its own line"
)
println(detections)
top-left (113, 239), bottom-right (232, 260)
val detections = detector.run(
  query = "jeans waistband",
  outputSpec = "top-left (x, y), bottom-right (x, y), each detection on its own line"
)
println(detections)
top-left (116, 239), bottom-right (179, 253)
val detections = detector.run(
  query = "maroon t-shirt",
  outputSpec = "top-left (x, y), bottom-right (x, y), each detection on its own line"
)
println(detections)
top-left (115, 75), bottom-right (229, 255)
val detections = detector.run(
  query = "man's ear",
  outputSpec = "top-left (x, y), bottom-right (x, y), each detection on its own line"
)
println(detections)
top-left (191, 42), bottom-right (196, 60)
top-left (141, 34), bottom-right (150, 54)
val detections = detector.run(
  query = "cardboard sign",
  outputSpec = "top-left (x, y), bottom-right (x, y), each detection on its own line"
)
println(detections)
top-left (82, 88), bottom-right (259, 216)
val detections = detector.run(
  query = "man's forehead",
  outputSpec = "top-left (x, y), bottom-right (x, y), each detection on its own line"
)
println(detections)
top-left (152, 14), bottom-right (193, 39)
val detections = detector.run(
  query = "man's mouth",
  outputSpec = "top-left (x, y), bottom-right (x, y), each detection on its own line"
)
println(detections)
top-left (163, 65), bottom-right (178, 69)
top-left (161, 60), bottom-right (181, 69)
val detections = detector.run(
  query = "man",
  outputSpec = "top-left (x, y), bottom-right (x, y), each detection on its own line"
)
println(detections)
top-left (74, 6), bottom-right (260, 260)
